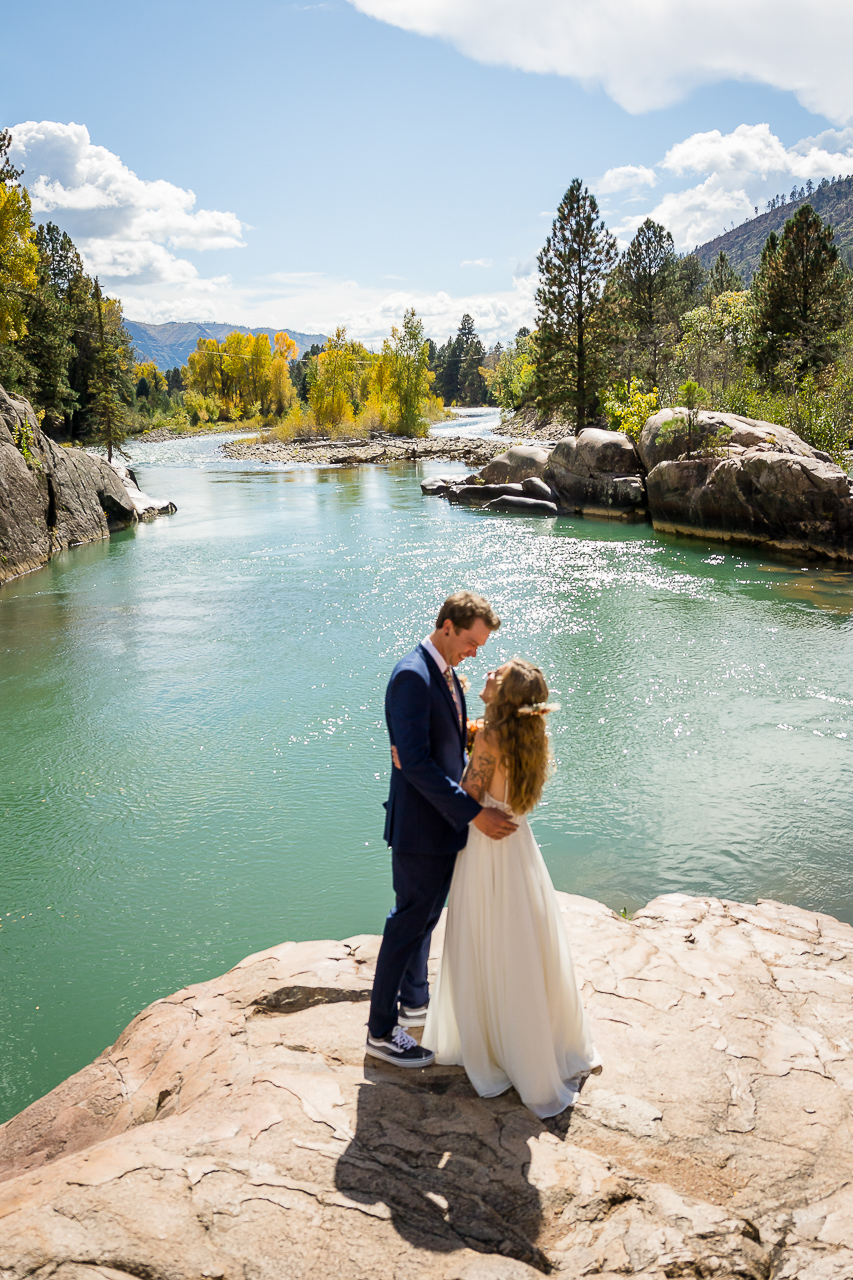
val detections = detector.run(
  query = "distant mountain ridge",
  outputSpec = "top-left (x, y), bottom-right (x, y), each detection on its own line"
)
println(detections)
top-left (124, 320), bottom-right (327, 370)
top-left (695, 174), bottom-right (853, 283)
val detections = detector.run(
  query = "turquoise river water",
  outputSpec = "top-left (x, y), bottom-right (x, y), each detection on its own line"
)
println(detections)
top-left (2, 414), bottom-right (853, 1122)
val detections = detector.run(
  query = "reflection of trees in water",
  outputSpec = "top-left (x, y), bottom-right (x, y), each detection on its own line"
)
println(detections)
top-left (334, 1063), bottom-right (554, 1271)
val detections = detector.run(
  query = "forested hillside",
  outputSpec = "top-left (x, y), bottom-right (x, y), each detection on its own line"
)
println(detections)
top-left (696, 173), bottom-right (853, 282)
top-left (125, 321), bottom-right (327, 370)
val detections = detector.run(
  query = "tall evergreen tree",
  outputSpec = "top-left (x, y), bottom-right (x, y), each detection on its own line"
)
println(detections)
top-left (458, 332), bottom-right (487, 405)
top-left (704, 251), bottom-right (744, 301)
top-left (90, 280), bottom-right (132, 460)
top-left (752, 204), bottom-right (850, 378)
top-left (618, 218), bottom-right (678, 385)
top-left (534, 179), bottom-right (618, 427)
top-left (0, 128), bottom-right (22, 187)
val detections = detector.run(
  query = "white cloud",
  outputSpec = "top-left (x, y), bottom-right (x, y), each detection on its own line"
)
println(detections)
top-left (598, 165), bottom-right (657, 194)
top-left (346, 0), bottom-right (853, 124)
top-left (9, 121), bottom-right (246, 285)
top-left (461, 257), bottom-right (493, 267)
top-left (609, 122), bottom-right (853, 250)
top-left (117, 269), bottom-right (536, 347)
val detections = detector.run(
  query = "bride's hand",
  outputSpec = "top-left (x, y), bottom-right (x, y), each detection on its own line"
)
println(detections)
top-left (390, 745), bottom-right (401, 769)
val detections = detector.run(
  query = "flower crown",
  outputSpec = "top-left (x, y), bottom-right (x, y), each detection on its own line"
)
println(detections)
top-left (517, 700), bottom-right (561, 717)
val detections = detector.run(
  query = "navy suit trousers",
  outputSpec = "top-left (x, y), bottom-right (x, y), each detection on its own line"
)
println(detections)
top-left (367, 847), bottom-right (457, 1039)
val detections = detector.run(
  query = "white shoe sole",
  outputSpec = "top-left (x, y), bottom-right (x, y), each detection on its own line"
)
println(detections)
top-left (365, 1043), bottom-right (435, 1068)
top-left (397, 1012), bottom-right (427, 1027)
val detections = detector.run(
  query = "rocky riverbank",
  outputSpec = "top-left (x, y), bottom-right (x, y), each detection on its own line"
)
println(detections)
top-left (428, 411), bottom-right (853, 563)
top-left (221, 433), bottom-right (502, 468)
top-left (0, 386), bottom-right (177, 587)
top-left (1, 891), bottom-right (852, 1278)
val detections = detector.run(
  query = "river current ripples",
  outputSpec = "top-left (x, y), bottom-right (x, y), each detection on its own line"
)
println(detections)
top-left (2, 422), bottom-right (853, 1119)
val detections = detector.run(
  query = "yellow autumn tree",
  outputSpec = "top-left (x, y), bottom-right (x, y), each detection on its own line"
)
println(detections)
top-left (269, 332), bottom-right (297, 416)
top-left (309, 327), bottom-right (357, 426)
top-left (0, 184), bottom-right (38, 342)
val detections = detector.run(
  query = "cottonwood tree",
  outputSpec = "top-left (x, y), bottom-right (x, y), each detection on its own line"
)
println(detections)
top-left (753, 204), bottom-right (850, 379)
top-left (534, 179), bottom-right (618, 428)
top-left (384, 308), bottom-right (432, 435)
top-left (0, 183), bottom-right (38, 345)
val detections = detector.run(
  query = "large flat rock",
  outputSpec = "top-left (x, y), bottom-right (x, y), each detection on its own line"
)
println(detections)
top-left (2, 893), bottom-right (853, 1278)
top-left (0, 386), bottom-right (176, 586)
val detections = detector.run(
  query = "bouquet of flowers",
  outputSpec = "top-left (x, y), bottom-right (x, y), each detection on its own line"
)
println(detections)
top-left (466, 717), bottom-right (482, 754)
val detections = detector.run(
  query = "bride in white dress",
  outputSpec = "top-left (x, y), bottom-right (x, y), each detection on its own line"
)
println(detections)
top-left (422, 658), bottom-right (601, 1119)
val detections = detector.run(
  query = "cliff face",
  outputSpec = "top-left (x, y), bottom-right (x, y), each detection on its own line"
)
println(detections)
top-left (0, 386), bottom-right (136, 586)
top-left (1, 892), bottom-right (852, 1279)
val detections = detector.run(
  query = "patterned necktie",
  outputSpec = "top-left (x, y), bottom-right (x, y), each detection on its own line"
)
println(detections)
top-left (443, 666), bottom-right (463, 728)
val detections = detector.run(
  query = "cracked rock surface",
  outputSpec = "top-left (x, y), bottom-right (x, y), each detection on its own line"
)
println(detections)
top-left (2, 892), bottom-right (853, 1279)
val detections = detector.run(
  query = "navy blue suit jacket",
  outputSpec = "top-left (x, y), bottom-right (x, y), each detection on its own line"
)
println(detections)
top-left (383, 644), bottom-right (482, 857)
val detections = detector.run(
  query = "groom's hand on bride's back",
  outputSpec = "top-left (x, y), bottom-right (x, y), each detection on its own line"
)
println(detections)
top-left (473, 808), bottom-right (518, 839)
top-left (390, 746), bottom-right (516, 839)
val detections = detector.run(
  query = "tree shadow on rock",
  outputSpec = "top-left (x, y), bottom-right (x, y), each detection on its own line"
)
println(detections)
top-left (334, 1058), bottom-right (561, 1273)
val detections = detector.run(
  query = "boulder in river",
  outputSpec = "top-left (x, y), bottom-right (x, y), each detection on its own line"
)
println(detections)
top-left (447, 482), bottom-right (525, 505)
top-left (480, 445), bottom-right (551, 484)
top-left (110, 462), bottom-right (178, 519)
top-left (521, 476), bottom-right (557, 502)
top-left (484, 495), bottom-right (558, 517)
top-left (2, 892), bottom-right (853, 1277)
top-left (638, 407), bottom-right (831, 473)
top-left (642, 410), bottom-right (853, 560)
top-left (544, 428), bottom-right (647, 519)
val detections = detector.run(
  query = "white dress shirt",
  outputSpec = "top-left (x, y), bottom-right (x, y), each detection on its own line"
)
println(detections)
top-left (422, 635), bottom-right (449, 674)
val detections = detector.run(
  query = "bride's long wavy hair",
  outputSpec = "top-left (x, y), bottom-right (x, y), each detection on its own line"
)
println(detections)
top-left (485, 658), bottom-right (553, 814)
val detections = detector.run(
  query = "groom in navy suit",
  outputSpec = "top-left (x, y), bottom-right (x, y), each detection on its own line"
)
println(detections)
top-left (366, 590), bottom-right (517, 1067)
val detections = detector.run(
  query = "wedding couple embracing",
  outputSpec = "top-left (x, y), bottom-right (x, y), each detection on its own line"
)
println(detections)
top-left (366, 590), bottom-right (601, 1119)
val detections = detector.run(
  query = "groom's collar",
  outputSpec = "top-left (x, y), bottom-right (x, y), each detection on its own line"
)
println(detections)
top-left (422, 635), bottom-right (449, 675)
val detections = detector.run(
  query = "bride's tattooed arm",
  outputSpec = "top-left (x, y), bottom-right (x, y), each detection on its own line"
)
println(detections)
top-left (462, 731), bottom-right (497, 802)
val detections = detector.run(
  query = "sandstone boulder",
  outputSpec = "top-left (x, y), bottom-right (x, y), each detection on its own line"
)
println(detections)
top-left (2, 893), bottom-right (853, 1278)
top-left (521, 477), bottom-right (556, 502)
top-left (484, 495), bottom-right (558, 517)
top-left (646, 447), bottom-right (853, 560)
top-left (480, 445), bottom-right (551, 484)
top-left (637, 408), bottom-right (830, 473)
top-left (446, 483), bottom-right (525, 505)
top-left (543, 428), bottom-right (647, 518)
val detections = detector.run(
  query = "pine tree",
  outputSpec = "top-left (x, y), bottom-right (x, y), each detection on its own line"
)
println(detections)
top-left (0, 129), bottom-right (23, 187)
top-left (752, 205), bottom-right (850, 378)
top-left (458, 333), bottom-right (487, 405)
top-left (90, 280), bottom-right (131, 461)
top-left (618, 219), bottom-right (679, 385)
top-left (704, 251), bottom-right (744, 302)
top-left (534, 179), bottom-right (618, 427)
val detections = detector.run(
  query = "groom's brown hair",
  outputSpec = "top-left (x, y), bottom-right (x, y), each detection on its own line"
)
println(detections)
top-left (436, 591), bottom-right (500, 632)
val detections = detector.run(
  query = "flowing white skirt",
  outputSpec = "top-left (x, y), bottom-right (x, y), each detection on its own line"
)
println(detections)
top-left (422, 796), bottom-right (600, 1118)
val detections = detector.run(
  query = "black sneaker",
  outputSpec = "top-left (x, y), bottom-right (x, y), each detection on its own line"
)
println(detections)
top-left (365, 1025), bottom-right (435, 1068)
top-left (398, 1003), bottom-right (429, 1028)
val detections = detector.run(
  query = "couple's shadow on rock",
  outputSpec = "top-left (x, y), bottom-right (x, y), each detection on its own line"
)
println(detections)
top-left (334, 1058), bottom-right (577, 1273)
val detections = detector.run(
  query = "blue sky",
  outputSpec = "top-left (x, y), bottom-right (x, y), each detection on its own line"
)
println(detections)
top-left (4, 0), bottom-right (852, 344)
